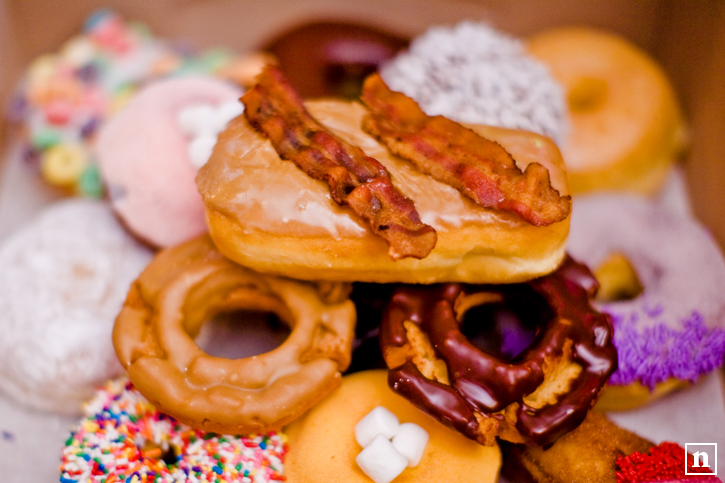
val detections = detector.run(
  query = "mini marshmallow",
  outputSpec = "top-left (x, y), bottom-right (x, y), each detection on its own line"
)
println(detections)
top-left (356, 434), bottom-right (408, 483)
top-left (355, 406), bottom-right (400, 448)
top-left (391, 423), bottom-right (429, 467)
top-left (177, 103), bottom-right (217, 136)
top-left (213, 100), bottom-right (244, 133)
top-left (187, 133), bottom-right (217, 168)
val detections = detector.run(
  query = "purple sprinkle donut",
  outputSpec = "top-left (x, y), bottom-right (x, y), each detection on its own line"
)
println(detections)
top-left (567, 194), bottom-right (725, 390)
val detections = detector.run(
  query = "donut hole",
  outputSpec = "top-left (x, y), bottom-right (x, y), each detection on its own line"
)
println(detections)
top-left (594, 253), bottom-right (644, 302)
top-left (161, 445), bottom-right (179, 466)
top-left (195, 309), bottom-right (291, 359)
top-left (324, 62), bottom-right (379, 99)
top-left (458, 287), bottom-right (554, 362)
top-left (140, 441), bottom-right (179, 467)
top-left (346, 283), bottom-right (397, 373)
top-left (568, 77), bottom-right (608, 114)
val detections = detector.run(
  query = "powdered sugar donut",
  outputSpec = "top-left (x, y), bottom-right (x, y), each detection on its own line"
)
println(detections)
top-left (60, 378), bottom-right (287, 483)
top-left (567, 194), bottom-right (725, 408)
top-left (0, 199), bottom-right (153, 414)
top-left (380, 21), bottom-right (568, 146)
top-left (96, 76), bottom-right (243, 248)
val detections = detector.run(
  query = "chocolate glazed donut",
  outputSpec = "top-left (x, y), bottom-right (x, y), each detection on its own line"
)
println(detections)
top-left (380, 256), bottom-right (617, 446)
top-left (264, 22), bottom-right (408, 99)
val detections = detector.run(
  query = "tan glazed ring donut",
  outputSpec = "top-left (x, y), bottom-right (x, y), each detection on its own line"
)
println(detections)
top-left (113, 236), bottom-right (356, 434)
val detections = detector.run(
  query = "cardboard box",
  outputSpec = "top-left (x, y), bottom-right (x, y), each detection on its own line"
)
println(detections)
top-left (0, 2), bottom-right (724, 482)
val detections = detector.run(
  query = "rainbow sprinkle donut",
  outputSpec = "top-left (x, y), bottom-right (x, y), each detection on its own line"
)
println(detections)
top-left (60, 378), bottom-right (287, 483)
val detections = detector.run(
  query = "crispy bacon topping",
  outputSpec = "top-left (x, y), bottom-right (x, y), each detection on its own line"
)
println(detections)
top-left (242, 66), bottom-right (437, 260)
top-left (361, 74), bottom-right (571, 226)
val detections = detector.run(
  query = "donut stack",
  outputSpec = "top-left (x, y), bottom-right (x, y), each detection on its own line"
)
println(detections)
top-left (56, 44), bottom-right (605, 482)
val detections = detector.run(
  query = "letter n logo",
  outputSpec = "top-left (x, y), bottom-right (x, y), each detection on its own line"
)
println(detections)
top-left (685, 443), bottom-right (717, 476)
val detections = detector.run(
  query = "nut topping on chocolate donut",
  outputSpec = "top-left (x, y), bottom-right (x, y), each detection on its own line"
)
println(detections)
top-left (242, 66), bottom-right (436, 260)
top-left (380, 256), bottom-right (617, 446)
top-left (361, 73), bottom-right (571, 226)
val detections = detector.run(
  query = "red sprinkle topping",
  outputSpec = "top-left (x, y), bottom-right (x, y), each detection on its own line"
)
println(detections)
top-left (616, 442), bottom-right (721, 482)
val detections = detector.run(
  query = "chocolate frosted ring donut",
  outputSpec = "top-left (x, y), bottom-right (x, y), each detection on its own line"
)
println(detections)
top-left (113, 236), bottom-right (356, 434)
top-left (380, 256), bottom-right (617, 446)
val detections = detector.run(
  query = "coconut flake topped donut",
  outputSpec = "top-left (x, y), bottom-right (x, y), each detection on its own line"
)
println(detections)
top-left (0, 199), bottom-right (153, 414)
top-left (380, 21), bottom-right (568, 146)
top-left (567, 194), bottom-right (725, 398)
top-left (96, 76), bottom-right (243, 248)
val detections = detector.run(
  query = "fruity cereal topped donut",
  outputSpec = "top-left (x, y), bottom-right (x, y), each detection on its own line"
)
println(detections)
top-left (113, 235), bottom-right (356, 435)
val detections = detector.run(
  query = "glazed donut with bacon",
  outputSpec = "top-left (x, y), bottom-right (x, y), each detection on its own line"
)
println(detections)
top-left (197, 67), bottom-right (571, 285)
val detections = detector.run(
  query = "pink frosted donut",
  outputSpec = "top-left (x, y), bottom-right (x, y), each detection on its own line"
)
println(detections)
top-left (96, 76), bottom-right (243, 247)
top-left (567, 194), bottom-right (725, 396)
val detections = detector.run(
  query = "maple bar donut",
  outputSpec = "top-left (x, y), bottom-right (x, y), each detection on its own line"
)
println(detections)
top-left (379, 256), bottom-right (617, 446)
top-left (197, 68), bottom-right (571, 284)
top-left (96, 76), bottom-right (243, 248)
top-left (113, 235), bottom-right (356, 434)
top-left (284, 370), bottom-right (501, 483)
top-left (567, 194), bottom-right (725, 410)
top-left (527, 27), bottom-right (688, 195)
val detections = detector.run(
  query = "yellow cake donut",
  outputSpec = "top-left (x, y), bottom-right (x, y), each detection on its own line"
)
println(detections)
top-left (284, 370), bottom-right (501, 483)
top-left (527, 27), bottom-right (688, 195)
top-left (197, 99), bottom-right (570, 284)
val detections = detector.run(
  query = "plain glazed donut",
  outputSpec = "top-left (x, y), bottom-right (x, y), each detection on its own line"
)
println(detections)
top-left (379, 256), bottom-right (617, 446)
top-left (0, 199), bottom-right (153, 414)
top-left (96, 76), bottom-right (243, 248)
top-left (113, 235), bottom-right (356, 434)
top-left (284, 370), bottom-right (501, 483)
top-left (527, 27), bottom-right (688, 195)
top-left (567, 194), bottom-right (725, 410)
top-left (197, 98), bottom-right (570, 284)
top-left (59, 377), bottom-right (288, 483)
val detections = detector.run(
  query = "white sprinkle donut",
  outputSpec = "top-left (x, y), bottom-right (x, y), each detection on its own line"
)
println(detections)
top-left (60, 378), bottom-right (287, 483)
top-left (380, 21), bottom-right (568, 146)
top-left (96, 76), bottom-right (243, 248)
top-left (567, 194), bottom-right (725, 407)
top-left (0, 199), bottom-right (153, 414)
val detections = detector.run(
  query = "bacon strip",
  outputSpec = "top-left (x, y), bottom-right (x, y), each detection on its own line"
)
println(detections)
top-left (242, 66), bottom-right (436, 260)
top-left (361, 74), bottom-right (571, 226)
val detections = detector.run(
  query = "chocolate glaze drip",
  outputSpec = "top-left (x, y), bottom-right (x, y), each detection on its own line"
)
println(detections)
top-left (380, 255), bottom-right (617, 446)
